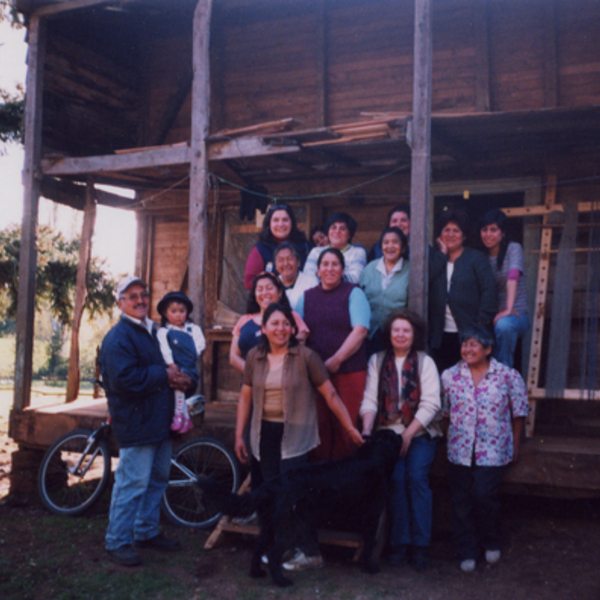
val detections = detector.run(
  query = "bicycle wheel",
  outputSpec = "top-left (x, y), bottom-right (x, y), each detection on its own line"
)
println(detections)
top-left (37, 429), bottom-right (111, 516)
top-left (161, 437), bottom-right (240, 529)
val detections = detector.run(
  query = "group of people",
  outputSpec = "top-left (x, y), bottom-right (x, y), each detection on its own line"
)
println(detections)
top-left (99, 201), bottom-right (530, 575)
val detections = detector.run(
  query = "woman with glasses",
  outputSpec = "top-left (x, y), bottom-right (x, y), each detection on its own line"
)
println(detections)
top-left (244, 204), bottom-right (311, 290)
top-left (273, 242), bottom-right (318, 311)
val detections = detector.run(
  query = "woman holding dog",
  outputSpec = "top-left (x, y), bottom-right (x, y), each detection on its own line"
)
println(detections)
top-left (360, 309), bottom-right (442, 571)
top-left (235, 302), bottom-right (364, 571)
top-left (295, 247), bottom-right (371, 461)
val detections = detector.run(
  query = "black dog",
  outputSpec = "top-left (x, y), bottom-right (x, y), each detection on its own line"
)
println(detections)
top-left (199, 429), bottom-right (402, 587)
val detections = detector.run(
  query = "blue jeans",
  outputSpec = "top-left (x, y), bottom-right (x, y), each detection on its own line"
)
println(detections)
top-left (105, 438), bottom-right (172, 551)
top-left (493, 312), bottom-right (529, 368)
top-left (390, 433), bottom-right (438, 549)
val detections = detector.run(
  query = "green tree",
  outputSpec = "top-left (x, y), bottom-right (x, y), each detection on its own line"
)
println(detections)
top-left (0, 223), bottom-right (116, 327)
top-left (0, 0), bottom-right (25, 144)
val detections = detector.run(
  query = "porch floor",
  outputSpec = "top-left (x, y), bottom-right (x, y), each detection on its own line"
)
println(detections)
top-left (8, 399), bottom-right (600, 498)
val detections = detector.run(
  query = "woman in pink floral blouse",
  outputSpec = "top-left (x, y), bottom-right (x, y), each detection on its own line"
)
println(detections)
top-left (441, 325), bottom-right (528, 573)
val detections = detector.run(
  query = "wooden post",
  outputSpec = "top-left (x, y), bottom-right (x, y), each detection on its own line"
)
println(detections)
top-left (525, 174), bottom-right (557, 437)
top-left (189, 0), bottom-right (213, 357)
top-left (408, 0), bottom-right (433, 319)
top-left (66, 178), bottom-right (97, 402)
top-left (13, 14), bottom-right (46, 412)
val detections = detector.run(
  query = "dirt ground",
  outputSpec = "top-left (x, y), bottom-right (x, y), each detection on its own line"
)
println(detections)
top-left (1, 415), bottom-right (600, 600)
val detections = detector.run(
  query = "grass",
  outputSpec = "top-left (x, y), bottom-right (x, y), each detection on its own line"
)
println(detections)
top-left (0, 508), bottom-right (198, 600)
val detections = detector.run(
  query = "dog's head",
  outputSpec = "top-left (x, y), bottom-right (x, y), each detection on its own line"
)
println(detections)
top-left (358, 429), bottom-right (402, 472)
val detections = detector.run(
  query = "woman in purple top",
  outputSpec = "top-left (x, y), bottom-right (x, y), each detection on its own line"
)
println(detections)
top-left (480, 209), bottom-right (529, 368)
top-left (295, 247), bottom-right (371, 461)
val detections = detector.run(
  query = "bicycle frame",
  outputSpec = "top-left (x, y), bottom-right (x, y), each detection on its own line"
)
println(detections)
top-left (67, 422), bottom-right (112, 477)
top-left (167, 458), bottom-right (199, 487)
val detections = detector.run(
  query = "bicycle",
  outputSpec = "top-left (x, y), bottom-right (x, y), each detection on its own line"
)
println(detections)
top-left (37, 394), bottom-right (241, 529)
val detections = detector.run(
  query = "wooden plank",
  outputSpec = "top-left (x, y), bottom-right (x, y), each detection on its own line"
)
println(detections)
top-left (504, 201), bottom-right (600, 217)
top-left (13, 14), bottom-right (46, 414)
top-left (66, 179), bottom-right (96, 403)
top-left (35, 0), bottom-right (136, 17)
top-left (529, 388), bottom-right (600, 401)
top-left (213, 118), bottom-right (300, 139)
top-left (525, 175), bottom-right (557, 438)
top-left (408, 0), bottom-right (433, 319)
top-left (209, 137), bottom-right (301, 161)
top-left (41, 144), bottom-right (190, 176)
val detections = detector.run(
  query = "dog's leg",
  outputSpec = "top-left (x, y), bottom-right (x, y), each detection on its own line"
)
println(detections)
top-left (360, 511), bottom-right (383, 574)
top-left (267, 538), bottom-right (293, 587)
top-left (250, 525), bottom-right (271, 579)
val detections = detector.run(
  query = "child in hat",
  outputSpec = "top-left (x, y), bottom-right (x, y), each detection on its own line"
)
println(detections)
top-left (157, 291), bottom-right (206, 434)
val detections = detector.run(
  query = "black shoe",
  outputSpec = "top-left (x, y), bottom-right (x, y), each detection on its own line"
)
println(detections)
top-left (134, 533), bottom-right (182, 552)
top-left (411, 546), bottom-right (430, 571)
top-left (389, 545), bottom-right (408, 567)
top-left (106, 545), bottom-right (142, 566)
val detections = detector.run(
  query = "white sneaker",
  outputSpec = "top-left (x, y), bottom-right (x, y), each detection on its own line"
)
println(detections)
top-left (460, 558), bottom-right (476, 572)
top-left (231, 511), bottom-right (258, 526)
top-left (485, 549), bottom-right (501, 564)
top-left (282, 550), bottom-right (324, 572)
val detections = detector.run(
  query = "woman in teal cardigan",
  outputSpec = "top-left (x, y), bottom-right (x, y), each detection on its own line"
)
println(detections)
top-left (360, 227), bottom-right (410, 356)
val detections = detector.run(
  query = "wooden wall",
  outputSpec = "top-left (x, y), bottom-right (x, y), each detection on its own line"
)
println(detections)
top-left (209, 0), bottom-right (600, 132)
top-left (43, 31), bottom-right (140, 155)
top-left (37, 0), bottom-right (600, 157)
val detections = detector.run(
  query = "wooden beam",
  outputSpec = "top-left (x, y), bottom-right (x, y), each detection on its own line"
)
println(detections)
top-left (473, 0), bottom-right (491, 112)
top-left (41, 177), bottom-right (135, 210)
top-left (408, 0), bottom-right (433, 319)
top-left (188, 0), bottom-right (213, 353)
top-left (504, 201), bottom-right (600, 218)
top-left (12, 14), bottom-right (46, 414)
top-left (41, 138), bottom-right (300, 177)
top-left (66, 179), bottom-right (97, 403)
top-left (35, 0), bottom-right (136, 17)
top-left (41, 143), bottom-right (190, 176)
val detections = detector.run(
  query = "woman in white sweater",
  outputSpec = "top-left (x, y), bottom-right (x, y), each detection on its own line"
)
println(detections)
top-left (360, 309), bottom-right (442, 571)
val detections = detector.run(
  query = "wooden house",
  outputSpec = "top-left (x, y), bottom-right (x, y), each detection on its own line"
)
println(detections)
top-left (9, 0), bottom-right (600, 497)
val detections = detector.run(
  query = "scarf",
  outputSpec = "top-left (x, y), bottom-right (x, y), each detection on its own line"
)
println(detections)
top-left (376, 348), bottom-right (421, 427)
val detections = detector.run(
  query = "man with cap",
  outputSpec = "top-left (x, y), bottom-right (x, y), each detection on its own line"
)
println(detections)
top-left (99, 276), bottom-right (193, 566)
